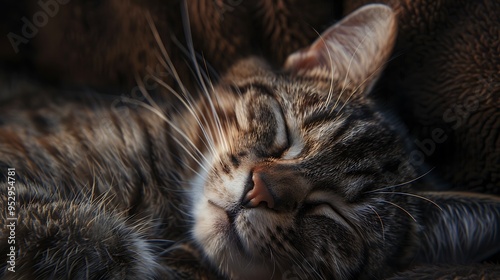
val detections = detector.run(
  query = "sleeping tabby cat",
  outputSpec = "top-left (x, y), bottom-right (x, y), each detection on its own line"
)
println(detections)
top-left (0, 3), bottom-right (499, 280)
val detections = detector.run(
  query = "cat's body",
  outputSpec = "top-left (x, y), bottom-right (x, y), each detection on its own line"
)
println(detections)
top-left (0, 1), bottom-right (499, 280)
top-left (0, 93), bottom-right (218, 278)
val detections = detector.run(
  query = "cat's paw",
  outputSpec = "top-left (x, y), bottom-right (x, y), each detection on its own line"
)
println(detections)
top-left (0, 191), bottom-right (166, 279)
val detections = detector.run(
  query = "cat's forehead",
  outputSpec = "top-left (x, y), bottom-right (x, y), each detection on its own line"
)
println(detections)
top-left (221, 57), bottom-right (363, 106)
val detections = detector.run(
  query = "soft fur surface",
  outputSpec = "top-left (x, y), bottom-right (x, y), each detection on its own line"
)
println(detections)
top-left (345, 0), bottom-right (500, 194)
top-left (0, 0), bottom-right (334, 97)
top-left (0, 1), bottom-right (499, 279)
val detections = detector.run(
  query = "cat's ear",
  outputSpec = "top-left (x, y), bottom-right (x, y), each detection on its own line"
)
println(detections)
top-left (414, 192), bottom-right (500, 264)
top-left (284, 4), bottom-right (397, 89)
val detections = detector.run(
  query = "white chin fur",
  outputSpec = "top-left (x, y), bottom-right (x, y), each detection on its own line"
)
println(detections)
top-left (192, 198), bottom-right (275, 279)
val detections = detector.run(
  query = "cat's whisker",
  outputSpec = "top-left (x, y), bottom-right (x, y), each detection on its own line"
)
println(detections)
top-left (117, 97), bottom-right (210, 173)
top-left (365, 168), bottom-right (435, 194)
top-left (163, 133), bottom-right (208, 176)
top-left (242, 244), bottom-right (256, 271)
top-left (148, 49), bottom-right (221, 173)
top-left (149, 75), bottom-right (218, 158)
top-left (189, 55), bottom-right (218, 96)
top-left (89, 163), bottom-right (98, 200)
top-left (331, 111), bottom-right (345, 126)
top-left (286, 254), bottom-right (308, 278)
top-left (367, 205), bottom-right (385, 242)
top-left (147, 238), bottom-right (177, 247)
top-left (145, 12), bottom-right (191, 102)
top-left (374, 191), bottom-right (443, 211)
top-left (200, 53), bottom-right (221, 90)
top-left (150, 52), bottom-right (213, 149)
top-left (311, 28), bottom-right (336, 111)
top-left (152, 51), bottom-right (176, 79)
top-left (165, 198), bottom-right (193, 218)
top-left (175, 56), bottom-right (228, 155)
top-left (335, 86), bottom-right (359, 115)
top-left (380, 200), bottom-right (417, 222)
top-left (157, 175), bottom-right (200, 191)
top-left (337, 47), bottom-right (402, 116)
top-left (216, 101), bottom-right (234, 152)
top-left (198, 58), bottom-right (233, 155)
top-left (179, 0), bottom-right (230, 154)
top-left (292, 247), bottom-right (325, 280)
top-left (134, 76), bottom-right (189, 142)
top-left (135, 75), bottom-right (203, 147)
top-left (84, 256), bottom-right (90, 280)
top-left (147, 35), bottom-right (221, 171)
top-left (334, 30), bottom-right (372, 113)
top-left (180, 0), bottom-right (209, 98)
top-left (134, 79), bottom-right (217, 165)
top-left (88, 189), bottom-right (116, 212)
top-left (201, 85), bottom-right (230, 153)
top-left (155, 243), bottom-right (185, 257)
top-left (170, 35), bottom-right (222, 83)
top-left (269, 249), bottom-right (277, 279)
top-left (83, 162), bottom-right (119, 206)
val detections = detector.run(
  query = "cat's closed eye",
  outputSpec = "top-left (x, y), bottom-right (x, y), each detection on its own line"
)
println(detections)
top-left (265, 98), bottom-right (290, 158)
top-left (301, 199), bottom-right (349, 225)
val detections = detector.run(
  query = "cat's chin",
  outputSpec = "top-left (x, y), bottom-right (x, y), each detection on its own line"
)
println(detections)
top-left (192, 198), bottom-right (283, 279)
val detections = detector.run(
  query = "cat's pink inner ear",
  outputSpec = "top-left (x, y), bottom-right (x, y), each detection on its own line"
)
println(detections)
top-left (284, 4), bottom-right (397, 86)
top-left (283, 48), bottom-right (320, 72)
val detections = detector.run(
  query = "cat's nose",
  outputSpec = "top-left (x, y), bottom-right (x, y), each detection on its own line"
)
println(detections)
top-left (242, 164), bottom-right (307, 211)
top-left (243, 169), bottom-right (275, 209)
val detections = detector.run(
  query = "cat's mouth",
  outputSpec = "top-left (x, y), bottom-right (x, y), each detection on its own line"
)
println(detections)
top-left (207, 200), bottom-right (238, 224)
top-left (203, 199), bottom-right (263, 260)
top-left (206, 199), bottom-right (242, 234)
top-left (205, 199), bottom-right (241, 234)
top-left (192, 201), bottom-right (265, 278)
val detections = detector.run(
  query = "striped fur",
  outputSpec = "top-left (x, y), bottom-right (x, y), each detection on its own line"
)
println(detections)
top-left (0, 3), bottom-right (499, 280)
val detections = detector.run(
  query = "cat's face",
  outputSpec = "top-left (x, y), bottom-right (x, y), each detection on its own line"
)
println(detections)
top-left (190, 5), bottom-right (412, 279)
